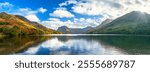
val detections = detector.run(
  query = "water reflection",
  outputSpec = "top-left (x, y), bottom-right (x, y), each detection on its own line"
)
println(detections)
top-left (21, 36), bottom-right (128, 55)
top-left (0, 35), bottom-right (150, 55)
top-left (0, 36), bottom-right (50, 55)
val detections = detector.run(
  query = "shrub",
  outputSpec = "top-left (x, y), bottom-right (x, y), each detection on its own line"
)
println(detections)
top-left (0, 22), bottom-right (10, 25)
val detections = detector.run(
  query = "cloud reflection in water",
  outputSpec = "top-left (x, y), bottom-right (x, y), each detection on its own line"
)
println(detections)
top-left (21, 37), bottom-right (127, 55)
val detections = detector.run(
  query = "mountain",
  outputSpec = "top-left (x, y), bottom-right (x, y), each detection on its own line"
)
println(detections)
top-left (57, 26), bottom-right (72, 34)
top-left (0, 12), bottom-right (60, 36)
top-left (57, 26), bottom-right (93, 34)
top-left (70, 26), bottom-right (93, 34)
top-left (89, 11), bottom-right (150, 34)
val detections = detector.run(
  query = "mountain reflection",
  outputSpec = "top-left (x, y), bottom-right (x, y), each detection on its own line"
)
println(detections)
top-left (0, 36), bottom-right (50, 54)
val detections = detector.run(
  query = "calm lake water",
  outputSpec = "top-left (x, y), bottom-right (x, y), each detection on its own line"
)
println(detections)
top-left (0, 34), bottom-right (150, 55)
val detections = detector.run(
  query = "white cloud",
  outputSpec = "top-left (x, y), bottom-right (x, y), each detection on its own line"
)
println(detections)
top-left (59, 0), bottom-right (77, 7)
top-left (48, 18), bottom-right (60, 21)
top-left (42, 18), bottom-right (74, 30)
top-left (38, 7), bottom-right (47, 13)
top-left (50, 7), bottom-right (75, 18)
top-left (13, 7), bottom-right (47, 22)
top-left (59, 2), bottom-right (68, 7)
top-left (13, 8), bottom-right (40, 22)
top-left (0, 2), bottom-right (13, 11)
top-left (0, 2), bottom-right (13, 7)
top-left (74, 18), bottom-right (100, 26)
top-left (25, 14), bottom-right (40, 22)
top-left (42, 17), bottom-right (100, 30)
top-left (71, 0), bottom-right (150, 19)
top-left (72, 2), bottom-right (101, 16)
top-left (17, 8), bottom-right (37, 15)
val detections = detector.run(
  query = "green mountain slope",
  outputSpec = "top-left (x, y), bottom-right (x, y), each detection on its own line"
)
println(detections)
top-left (89, 11), bottom-right (150, 34)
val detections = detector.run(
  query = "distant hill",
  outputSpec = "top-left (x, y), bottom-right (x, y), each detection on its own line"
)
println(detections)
top-left (87, 19), bottom-right (112, 33)
top-left (99, 19), bottom-right (113, 28)
top-left (89, 11), bottom-right (150, 34)
top-left (70, 26), bottom-right (93, 34)
top-left (57, 26), bottom-right (93, 34)
top-left (57, 26), bottom-right (72, 34)
top-left (0, 12), bottom-right (60, 36)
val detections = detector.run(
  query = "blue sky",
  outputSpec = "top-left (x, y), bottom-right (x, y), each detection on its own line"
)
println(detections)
top-left (0, 0), bottom-right (150, 30)
top-left (0, 0), bottom-right (66, 21)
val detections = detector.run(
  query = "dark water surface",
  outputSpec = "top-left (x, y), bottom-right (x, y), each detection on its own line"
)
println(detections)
top-left (0, 34), bottom-right (150, 55)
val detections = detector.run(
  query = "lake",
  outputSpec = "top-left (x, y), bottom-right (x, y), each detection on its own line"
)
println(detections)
top-left (0, 34), bottom-right (150, 55)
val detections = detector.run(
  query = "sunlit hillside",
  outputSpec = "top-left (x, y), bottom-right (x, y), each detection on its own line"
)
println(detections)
top-left (0, 12), bottom-right (60, 36)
